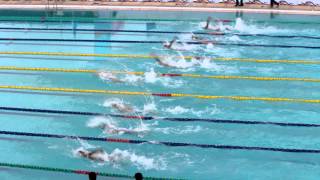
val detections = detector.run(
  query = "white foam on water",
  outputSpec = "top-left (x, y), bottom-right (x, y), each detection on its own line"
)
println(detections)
top-left (203, 43), bottom-right (241, 62)
top-left (122, 74), bottom-right (143, 83)
top-left (234, 18), bottom-right (290, 34)
top-left (164, 106), bottom-right (189, 115)
top-left (197, 57), bottom-right (230, 73)
top-left (225, 35), bottom-right (243, 42)
top-left (142, 101), bottom-right (157, 115)
top-left (155, 125), bottom-right (205, 135)
top-left (77, 140), bottom-right (96, 150)
top-left (86, 116), bottom-right (116, 129)
top-left (174, 42), bottom-right (200, 51)
top-left (216, 21), bottom-right (234, 31)
top-left (144, 68), bottom-right (158, 83)
top-left (163, 104), bottom-right (221, 117)
top-left (191, 106), bottom-right (221, 117)
top-left (144, 68), bottom-right (184, 88)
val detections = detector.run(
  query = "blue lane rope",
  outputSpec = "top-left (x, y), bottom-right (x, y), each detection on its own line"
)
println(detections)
top-left (1, 27), bottom-right (320, 40)
top-left (0, 106), bottom-right (319, 128)
top-left (0, 18), bottom-right (318, 25)
top-left (0, 41), bottom-right (128, 49)
top-left (0, 38), bottom-right (319, 49)
top-left (1, 130), bottom-right (320, 153)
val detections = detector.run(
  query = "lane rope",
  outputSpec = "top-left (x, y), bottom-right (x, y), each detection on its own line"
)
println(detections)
top-left (1, 66), bottom-right (320, 83)
top-left (0, 162), bottom-right (180, 180)
top-left (0, 85), bottom-right (319, 104)
top-left (1, 27), bottom-right (320, 40)
top-left (0, 51), bottom-right (319, 65)
top-left (0, 38), bottom-right (319, 49)
top-left (1, 130), bottom-right (320, 153)
top-left (0, 106), bottom-right (319, 128)
top-left (0, 42), bottom-right (128, 48)
top-left (0, 16), bottom-right (317, 25)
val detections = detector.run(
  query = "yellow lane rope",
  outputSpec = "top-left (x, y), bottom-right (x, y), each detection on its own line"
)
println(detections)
top-left (1, 66), bottom-right (320, 83)
top-left (0, 85), bottom-right (320, 104)
top-left (0, 51), bottom-right (320, 65)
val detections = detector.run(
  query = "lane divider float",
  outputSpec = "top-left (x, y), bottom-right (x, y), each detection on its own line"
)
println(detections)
top-left (0, 66), bottom-right (319, 83)
top-left (0, 106), bottom-right (319, 128)
top-left (0, 85), bottom-right (319, 103)
top-left (0, 38), bottom-right (319, 49)
top-left (0, 162), bottom-right (180, 180)
top-left (0, 51), bottom-right (319, 65)
top-left (1, 130), bottom-right (320, 153)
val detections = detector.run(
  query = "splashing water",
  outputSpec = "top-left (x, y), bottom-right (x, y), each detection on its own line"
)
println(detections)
top-left (234, 18), bottom-right (290, 35)
top-left (159, 55), bottom-right (197, 69)
top-left (144, 68), bottom-right (184, 88)
top-left (197, 57), bottom-right (239, 74)
top-left (144, 68), bottom-right (158, 83)
top-left (86, 116), bottom-right (116, 129)
top-left (142, 101), bottom-right (157, 115)
top-left (122, 74), bottom-right (143, 83)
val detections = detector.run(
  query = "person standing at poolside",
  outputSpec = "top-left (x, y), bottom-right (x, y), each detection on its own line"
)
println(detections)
top-left (235, 0), bottom-right (244, 6)
top-left (270, 0), bottom-right (279, 8)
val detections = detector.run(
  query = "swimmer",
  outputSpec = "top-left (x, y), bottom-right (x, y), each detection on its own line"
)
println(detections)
top-left (99, 122), bottom-right (148, 136)
top-left (77, 148), bottom-right (106, 162)
top-left (77, 148), bottom-right (128, 164)
top-left (203, 17), bottom-right (232, 32)
top-left (110, 101), bottom-right (134, 114)
top-left (97, 71), bottom-right (124, 83)
top-left (163, 36), bottom-right (178, 50)
top-left (191, 35), bottom-right (216, 45)
top-left (153, 55), bottom-right (174, 68)
top-left (151, 54), bottom-right (190, 69)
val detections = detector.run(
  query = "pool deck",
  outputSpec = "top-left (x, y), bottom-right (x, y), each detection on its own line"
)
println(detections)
top-left (0, 2), bottom-right (320, 15)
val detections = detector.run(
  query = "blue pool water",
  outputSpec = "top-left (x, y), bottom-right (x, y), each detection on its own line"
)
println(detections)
top-left (0, 9), bottom-right (320, 180)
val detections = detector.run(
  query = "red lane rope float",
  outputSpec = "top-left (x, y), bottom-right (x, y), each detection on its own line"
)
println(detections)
top-left (0, 106), bottom-right (319, 128)
top-left (1, 130), bottom-right (320, 153)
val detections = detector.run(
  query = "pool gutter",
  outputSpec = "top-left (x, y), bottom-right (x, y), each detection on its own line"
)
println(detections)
top-left (0, 4), bottom-right (320, 15)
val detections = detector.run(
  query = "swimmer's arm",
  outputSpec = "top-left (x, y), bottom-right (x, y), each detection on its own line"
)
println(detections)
top-left (204, 17), bottom-right (211, 29)
top-left (168, 37), bottom-right (178, 48)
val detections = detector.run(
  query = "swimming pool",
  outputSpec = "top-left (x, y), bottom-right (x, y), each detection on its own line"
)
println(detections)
top-left (0, 9), bottom-right (320, 180)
